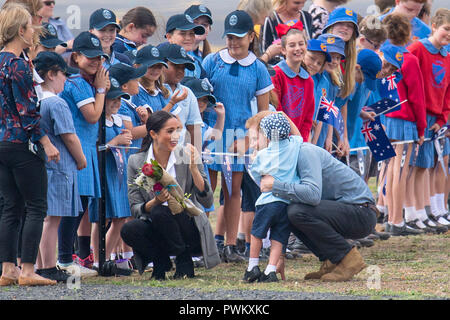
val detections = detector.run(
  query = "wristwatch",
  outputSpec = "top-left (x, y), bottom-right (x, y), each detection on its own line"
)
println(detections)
top-left (96, 88), bottom-right (106, 94)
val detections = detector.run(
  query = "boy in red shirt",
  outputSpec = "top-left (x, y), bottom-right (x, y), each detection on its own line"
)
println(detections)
top-left (408, 8), bottom-right (450, 228)
top-left (271, 25), bottom-right (315, 141)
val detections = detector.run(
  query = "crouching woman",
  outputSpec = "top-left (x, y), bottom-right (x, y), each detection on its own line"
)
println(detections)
top-left (120, 110), bottom-right (220, 280)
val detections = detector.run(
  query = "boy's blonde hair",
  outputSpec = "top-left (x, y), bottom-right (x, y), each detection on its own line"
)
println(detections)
top-left (431, 8), bottom-right (450, 30)
top-left (359, 15), bottom-right (387, 44)
top-left (237, 0), bottom-right (273, 24)
top-left (0, 3), bottom-right (32, 47)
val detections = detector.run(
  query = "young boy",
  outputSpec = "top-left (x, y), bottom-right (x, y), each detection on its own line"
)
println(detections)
top-left (357, 15), bottom-right (387, 52)
top-left (244, 112), bottom-right (302, 283)
top-left (157, 43), bottom-right (204, 149)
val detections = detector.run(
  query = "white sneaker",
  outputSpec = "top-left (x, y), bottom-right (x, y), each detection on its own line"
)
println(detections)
top-left (57, 262), bottom-right (98, 279)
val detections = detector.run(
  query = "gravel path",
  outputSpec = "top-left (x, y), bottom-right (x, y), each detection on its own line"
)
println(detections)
top-left (0, 283), bottom-right (376, 300)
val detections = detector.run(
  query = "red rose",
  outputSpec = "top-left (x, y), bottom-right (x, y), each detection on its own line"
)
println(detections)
top-left (153, 182), bottom-right (164, 192)
top-left (142, 163), bottom-right (154, 177)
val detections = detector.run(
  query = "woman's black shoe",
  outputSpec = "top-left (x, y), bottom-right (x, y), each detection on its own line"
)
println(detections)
top-left (259, 271), bottom-right (278, 283)
top-left (242, 266), bottom-right (261, 283)
top-left (223, 245), bottom-right (245, 263)
top-left (133, 252), bottom-right (149, 275)
top-left (37, 267), bottom-right (70, 282)
top-left (173, 252), bottom-right (195, 279)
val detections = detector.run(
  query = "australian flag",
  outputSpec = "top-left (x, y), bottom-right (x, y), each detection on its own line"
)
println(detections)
top-left (110, 147), bottom-right (125, 189)
top-left (361, 118), bottom-right (396, 162)
top-left (378, 72), bottom-right (402, 103)
top-left (317, 96), bottom-right (345, 139)
top-left (221, 155), bottom-right (233, 197)
top-left (363, 98), bottom-right (402, 116)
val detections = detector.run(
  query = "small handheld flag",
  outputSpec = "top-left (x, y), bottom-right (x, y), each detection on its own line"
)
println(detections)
top-left (361, 118), bottom-right (396, 162)
top-left (317, 96), bottom-right (345, 139)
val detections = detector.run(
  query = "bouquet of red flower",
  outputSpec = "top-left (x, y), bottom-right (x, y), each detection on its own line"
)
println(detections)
top-left (134, 159), bottom-right (202, 216)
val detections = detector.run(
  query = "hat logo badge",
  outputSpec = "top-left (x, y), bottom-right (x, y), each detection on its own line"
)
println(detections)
top-left (199, 5), bottom-right (207, 13)
top-left (91, 37), bottom-right (100, 47)
top-left (322, 88), bottom-right (327, 97)
top-left (229, 15), bottom-right (238, 26)
top-left (185, 14), bottom-right (194, 23)
top-left (151, 47), bottom-right (160, 57)
top-left (346, 9), bottom-right (353, 16)
top-left (201, 79), bottom-right (211, 91)
top-left (131, 49), bottom-right (137, 56)
top-left (48, 24), bottom-right (56, 36)
top-left (180, 47), bottom-right (187, 58)
top-left (395, 52), bottom-right (403, 62)
top-left (320, 43), bottom-right (327, 52)
top-left (111, 78), bottom-right (120, 88)
top-left (102, 10), bottom-right (112, 19)
top-left (327, 37), bottom-right (335, 44)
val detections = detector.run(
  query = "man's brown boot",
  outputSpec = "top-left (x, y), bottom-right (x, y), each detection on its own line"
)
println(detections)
top-left (304, 260), bottom-right (336, 280)
top-left (320, 247), bottom-right (367, 282)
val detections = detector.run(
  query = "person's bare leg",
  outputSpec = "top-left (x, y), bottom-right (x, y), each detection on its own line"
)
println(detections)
top-left (223, 172), bottom-right (243, 246)
top-left (38, 216), bottom-right (61, 269)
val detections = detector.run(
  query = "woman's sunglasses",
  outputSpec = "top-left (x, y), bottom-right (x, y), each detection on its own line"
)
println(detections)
top-left (44, 1), bottom-right (55, 6)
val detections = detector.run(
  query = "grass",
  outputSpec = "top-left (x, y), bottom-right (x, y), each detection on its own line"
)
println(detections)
top-left (82, 178), bottom-right (450, 300)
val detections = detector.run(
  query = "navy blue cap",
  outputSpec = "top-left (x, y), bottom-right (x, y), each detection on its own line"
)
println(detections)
top-left (135, 45), bottom-right (168, 68)
top-left (323, 7), bottom-right (359, 37)
top-left (184, 4), bottom-right (213, 25)
top-left (33, 51), bottom-right (78, 75)
top-left (223, 10), bottom-right (254, 38)
top-left (40, 22), bottom-right (67, 48)
top-left (72, 32), bottom-right (109, 59)
top-left (317, 34), bottom-right (346, 58)
top-left (357, 49), bottom-right (382, 91)
top-left (157, 42), bottom-right (195, 71)
top-left (107, 76), bottom-right (130, 100)
top-left (307, 39), bottom-right (332, 62)
top-left (181, 77), bottom-right (216, 105)
top-left (380, 42), bottom-right (404, 69)
top-left (108, 63), bottom-right (147, 86)
top-left (89, 8), bottom-right (120, 31)
top-left (166, 13), bottom-right (205, 35)
top-left (122, 49), bottom-right (138, 65)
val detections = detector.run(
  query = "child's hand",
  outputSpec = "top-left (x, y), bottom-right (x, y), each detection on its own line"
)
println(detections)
top-left (114, 129), bottom-right (133, 146)
top-left (136, 106), bottom-right (149, 123)
top-left (214, 102), bottom-right (225, 117)
top-left (170, 88), bottom-right (188, 106)
top-left (360, 110), bottom-right (376, 122)
top-left (185, 143), bottom-right (202, 168)
top-left (430, 123), bottom-right (441, 133)
top-left (77, 154), bottom-right (87, 171)
top-left (94, 65), bottom-right (109, 90)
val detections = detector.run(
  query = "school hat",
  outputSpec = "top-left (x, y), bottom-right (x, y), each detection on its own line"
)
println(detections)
top-left (307, 39), bottom-right (332, 62)
top-left (156, 42), bottom-right (195, 71)
top-left (184, 4), bottom-right (213, 25)
top-left (135, 45), bottom-right (168, 68)
top-left (379, 42), bottom-right (404, 69)
top-left (317, 34), bottom-right (346, 58)
top-left (323, 7), bottom-right (359, 37)
top-left (165, 13), bottom-right (206, 35)
top-left (181, 77), bottom-right (216, 105)
top-left (72, 31), bottom-right (109, 59)
top-left (40, 22), bottom-right (67, 48)
top-left (89, 8), bottom-right (120, 31)
top-left (107, 63), bottom-right (147, 86)
top-left (357, 49), bottom-right (382, 91)
top-left (223, 10), bottom-right (254, 38)
top-left (107, 76), bottom-right (131, 100)
top-left (123, 49), bottom-right (138, 65)
top-left (33, 51), bottom-right (78, 75)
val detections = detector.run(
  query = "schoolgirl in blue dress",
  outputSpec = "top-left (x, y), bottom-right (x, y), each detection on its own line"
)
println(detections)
top-left (33, 52), bottom-right (83, 282)
top-left (202, 10), bottom-right (273, 262)
top-left (57, 31), bottom-right (109, 271)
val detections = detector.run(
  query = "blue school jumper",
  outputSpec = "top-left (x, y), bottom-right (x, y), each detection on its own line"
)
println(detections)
top-left (112, 34), bottom-right (137, 54)
top-left (59, 75), bottom-right (101, 199)
top-left (39, 92), bottom-right (82, 217)
top-left (202, 49), bottom-right (274, 172)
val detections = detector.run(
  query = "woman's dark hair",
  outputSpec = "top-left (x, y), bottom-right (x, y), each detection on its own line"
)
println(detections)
top-left (120, 6), bottom-right (156, 30)
top-left (140, 110), bottom-right (177, 152)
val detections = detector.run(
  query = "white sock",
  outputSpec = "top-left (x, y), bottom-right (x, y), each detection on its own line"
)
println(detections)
top-left (376, 205), bottom-right (386, 213)
top-left (93, 262), bottom-right (99, 268)
top-left (437, 216), bottom-right (450, 225)
top-left (110, 253), bottom-right (116, 261)
top-left (414, 220), bottom-right (427, 229)
top-left (264, 264), bottom-right (277, 275)
top-left (430, 195), bottom-right (440, 217)
top-left (436, 193), bottom-right (446, 214)
top-left (416, 209), bottom-right (429, 222)
top-left (247, 258), bottom-right (259, 271)
top-left (393, 221), bottom-right (405, 227)
top-left (122, 252), bottom-right (133, 260)
top-left (404, 207), bottom-right (418, 222)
